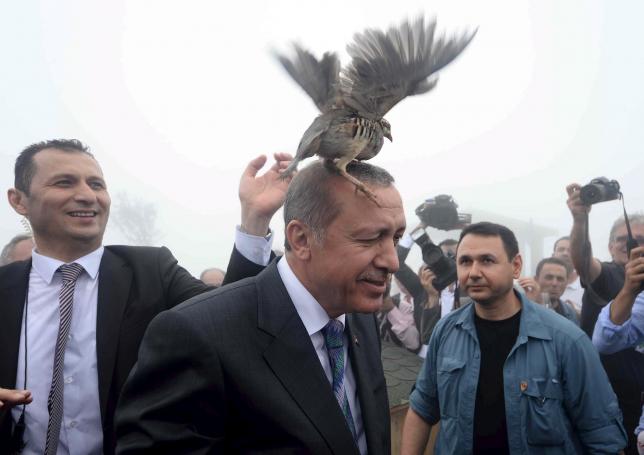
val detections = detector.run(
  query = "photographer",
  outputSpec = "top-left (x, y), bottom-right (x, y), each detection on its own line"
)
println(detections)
top-left (566, 183), bottom-right (644, 303)
top-left (393, 233), bottom-right (437, 351)
top-left (592, 245), bottom-right (644, 453)
top-left (395, 230), bottom-right (460, 357)
top-left (566, 181), bottom-right (644, 454)
top-left (593, 245), bottom-right (644, 351)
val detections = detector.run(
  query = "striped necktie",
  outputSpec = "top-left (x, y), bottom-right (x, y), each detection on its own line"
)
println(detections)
top-left (321, 319), bottom-right (357, 441)
top-left (44, 262), bottom-right (84, 455)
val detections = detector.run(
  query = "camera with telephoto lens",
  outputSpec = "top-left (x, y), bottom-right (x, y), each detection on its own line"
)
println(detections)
top-left (415, 195), bottom-right (471, 231)
top-left (410, 229), bottom-right (456, 292)
top-left (579, 177), bottom-right (621, 205)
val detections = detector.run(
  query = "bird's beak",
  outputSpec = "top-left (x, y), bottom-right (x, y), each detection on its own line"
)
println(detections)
top-left (385, 133), bottom-right (393, 142)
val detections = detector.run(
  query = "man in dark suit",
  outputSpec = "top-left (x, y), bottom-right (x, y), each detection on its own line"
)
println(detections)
top-left (0, 139), bottom-right (291, 454)
top-left (115, 161), bottom-right (406, 454)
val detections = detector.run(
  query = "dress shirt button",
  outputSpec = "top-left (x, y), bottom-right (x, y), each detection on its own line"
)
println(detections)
top-left (67, 334), bottom-right (72, 341)
top-left (69, 420), bottom-right (77, 428)
top-left (65, 376), bottom-right (73, 384)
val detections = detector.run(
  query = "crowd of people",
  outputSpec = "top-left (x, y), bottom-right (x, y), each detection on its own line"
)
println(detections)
top-left (0, 138), bottom-right (642, 454)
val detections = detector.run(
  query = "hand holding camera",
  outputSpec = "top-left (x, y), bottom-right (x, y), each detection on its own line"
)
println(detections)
top-left (622, 245), bottom-right (644, 298)
top-left (566, 183), bottom-right (592, 222)
top-left (566, 178), bottom-right (621, 221)
top-left (410, 228), bottom-right (457, 292)
top-left (418, 265), bottom-right (440, 298)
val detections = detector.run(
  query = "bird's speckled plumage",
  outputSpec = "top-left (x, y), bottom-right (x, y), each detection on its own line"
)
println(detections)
top-left (276, 16), bottom-right (476, 200)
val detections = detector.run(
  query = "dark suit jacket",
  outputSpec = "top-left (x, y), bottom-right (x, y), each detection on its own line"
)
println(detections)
top-left (0, 245), bottom-right (259, 454)
top-left (115, 260), bottom-right (391, 454)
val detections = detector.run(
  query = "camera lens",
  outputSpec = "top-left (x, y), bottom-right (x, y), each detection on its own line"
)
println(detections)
top-left (580, 184), bottom-right (604, 205)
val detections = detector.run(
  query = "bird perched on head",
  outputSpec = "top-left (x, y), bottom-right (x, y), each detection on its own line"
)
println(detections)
top-left (275, 16), bottom-right (476, 204)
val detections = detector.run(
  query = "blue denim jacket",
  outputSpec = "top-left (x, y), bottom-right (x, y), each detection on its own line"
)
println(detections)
top-left (409, 293), bottom-right (627, 454)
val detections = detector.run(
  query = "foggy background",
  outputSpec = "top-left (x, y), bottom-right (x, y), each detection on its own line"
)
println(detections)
top-left (1, 0), bottom-right (643, 277)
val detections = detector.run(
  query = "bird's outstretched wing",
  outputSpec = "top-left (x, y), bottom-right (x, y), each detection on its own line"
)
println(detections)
top-left (341, 17), bottom-right (476, 118)
top-left (274, 45), bottom-right (342, 113)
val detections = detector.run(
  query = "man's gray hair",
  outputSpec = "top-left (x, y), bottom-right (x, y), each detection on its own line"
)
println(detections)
top-left (609, 212), bottom-right (644, 242)
top-left (0, 234), bottom-right (33, 266)
top-left (283, 160), bottom-right (395, 250)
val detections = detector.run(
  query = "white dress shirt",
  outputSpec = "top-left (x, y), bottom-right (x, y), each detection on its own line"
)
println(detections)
top-left (561, 275), bottom-right (584, 312)
top-left (277, 257), bottom-right (367, 455)
top-left (12, 230), bottom-right (273, 454)
top-left (13, 247), bottom-right (104, 455)
top-left (440, 286), bottom-right (455, 319)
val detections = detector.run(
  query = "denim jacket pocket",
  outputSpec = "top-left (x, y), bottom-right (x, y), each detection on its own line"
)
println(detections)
top-left (522, 378), bottom-right (566, 446)
top-left (437, 356), bottom-right (466, 418)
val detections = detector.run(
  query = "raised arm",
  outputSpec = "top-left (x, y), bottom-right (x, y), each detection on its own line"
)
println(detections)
top-left (566, 183), bottom-right (602, 283)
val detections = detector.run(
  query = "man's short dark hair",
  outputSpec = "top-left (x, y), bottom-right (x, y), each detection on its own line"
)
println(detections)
top-left (457, 221), bottom-right (519, 261)
top-left (283, 160), bottom-right (395, 251)
top-left (15, 139), bottom-right (94, 195)
top-left (535, 257), bottom-right (569, 279)
top-left (0, 234), bottom-right (33, 266)
top-left (553, 236), bottom-right (570, 252)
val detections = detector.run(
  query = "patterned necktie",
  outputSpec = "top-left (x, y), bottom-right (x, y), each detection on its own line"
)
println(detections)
top-left (321, 319), bottom-right (357, 441)
top-left (44, 262), bottom-right (84, 455)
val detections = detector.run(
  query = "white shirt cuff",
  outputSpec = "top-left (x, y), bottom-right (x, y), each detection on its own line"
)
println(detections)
top-left (399, 232), bottom-right (414, 249)
top-left (235, 226), bottom-right (273, 266)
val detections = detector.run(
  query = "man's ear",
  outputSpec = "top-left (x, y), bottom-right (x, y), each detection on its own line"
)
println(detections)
top-left (512, 253), bottom-right (523, 279)
top-left (285, 220), bottom-right (314, 261)
top-left (8, 188), bottom-right (28, 216)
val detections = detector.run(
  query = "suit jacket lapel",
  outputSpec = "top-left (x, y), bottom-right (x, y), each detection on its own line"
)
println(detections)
top-left (257, 263), bottom-right (360, 455)
top-left (0, 261), bottom-right (30, 435)
top-left (347, 313), bottom-right (388, 455)
top-left (0, 260), bottom-right (30, 390)
top-left (96, 248), bottom-right (133, 421)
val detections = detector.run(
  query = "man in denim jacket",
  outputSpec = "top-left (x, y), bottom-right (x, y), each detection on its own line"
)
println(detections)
top-left (401, 222), bottom-right (626, 454)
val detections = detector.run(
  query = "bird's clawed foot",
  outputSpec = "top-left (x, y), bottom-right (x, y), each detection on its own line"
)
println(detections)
top-left (337, 168), bottom-right (381, 207)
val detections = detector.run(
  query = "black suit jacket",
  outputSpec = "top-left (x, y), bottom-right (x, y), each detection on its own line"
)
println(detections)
top-left (115, 260), bottom-right (391, 454)
top-left (0, 245), bottom-right (259, 454)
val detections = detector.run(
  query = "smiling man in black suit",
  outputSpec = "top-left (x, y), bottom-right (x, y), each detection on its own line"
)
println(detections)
top-left (0, 139), bottom-right (291, 454)
top-left (115, 160), bottom-right (405, 454)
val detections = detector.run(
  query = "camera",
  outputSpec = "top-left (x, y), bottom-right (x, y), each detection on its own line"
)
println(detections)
top-left (410, 229), bottom-right (456, 292)
top-left (415, 195), bottom-right (471, 231)
top-left (579, 177), bottom-right (621, 205)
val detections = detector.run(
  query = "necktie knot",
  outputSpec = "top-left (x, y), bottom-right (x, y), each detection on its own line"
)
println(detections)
top-left (322, 319), bottom-right (344, 350)
top-left (58, 262), bottom-right (84, 285)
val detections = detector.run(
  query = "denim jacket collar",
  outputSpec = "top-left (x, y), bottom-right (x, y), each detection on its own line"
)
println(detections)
top-left (455, 291), bottom-right (552, 341)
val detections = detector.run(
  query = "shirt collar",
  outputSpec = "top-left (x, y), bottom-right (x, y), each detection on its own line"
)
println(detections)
top-left (31, 246), bottom-right (104, 284)
top-left (455, 290), bottom-right (551, 341)
top-left (276, 256), bottom-right (345, 336)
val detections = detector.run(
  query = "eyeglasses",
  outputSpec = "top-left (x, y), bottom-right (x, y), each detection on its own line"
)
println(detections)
top-left (613, 235), bottom-right (644, 244)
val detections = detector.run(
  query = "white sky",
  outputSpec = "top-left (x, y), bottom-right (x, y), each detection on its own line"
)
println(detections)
top-left (1, 0), bottom-right (643, 276)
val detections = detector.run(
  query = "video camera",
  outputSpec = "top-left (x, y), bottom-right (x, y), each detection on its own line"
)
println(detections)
top-left (410, 229), bottom-right (457, 292)
top-left (415, 195), bottom-right (471, 231)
